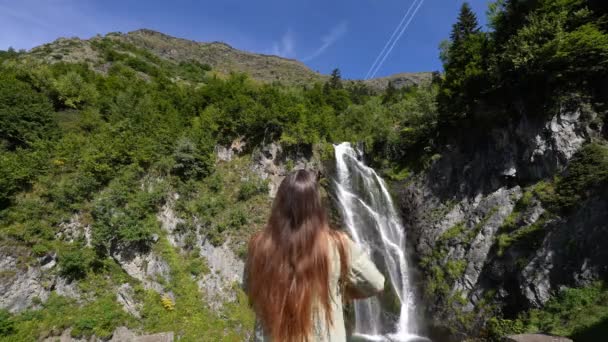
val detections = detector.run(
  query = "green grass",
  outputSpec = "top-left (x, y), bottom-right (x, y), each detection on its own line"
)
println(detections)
top-left (0, 154), bottom-right (266, 341)
top-left (438, 222), bottom-right (466, 243)
top-left (385, 166), bottom-right (412, 182)
top-left (175, 155), bottom-right (272, 254)
top-left (0, 293), bottom-right (135, 341)
top-left (140, 236), bottom-right (254, 341)
top-left (496, 214), bottom-right (548, 257)
top-left (486, 282), bottom-right (608, 341)
top-left (495, 181), bottom-right (556, 256)
top-left (445, 260), bottom-right (467, 280)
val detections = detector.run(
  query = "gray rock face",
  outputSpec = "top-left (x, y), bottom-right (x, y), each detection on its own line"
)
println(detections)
top-left (459, 187), bottom-right (521, 295)
top-left (54, 276), bottom-right (81, 300)
top-left (396, 101), bottom-right (606, 334)
top-left (110, 326), bottom-right (174, 342)
top-left (197, 237), bottom-right (244, 310)
top-left (0, 255), bottom-right (50, 313)
top-left (0, 247), bottom-right (79, 313)
top-left (250, 143), bottom-right (287, 197)
top-left (56, 214), bottom-right (92, 247)
top-left (502, 334), bottom-right (573, 342)
top-left (154, 191), bottom-right (247, 311)
top-left (215, 137), bottom-right (247, 162)
top-left (112, 245), bottom-right (170, 294)
top-left (116, 283), bottom-right (141, 318)
top-left (43, 327), bottom-right (174, 342)
top-left (155, 194), bottom-right (246, 310)
top-left (157, 193), bottom-right (185, 248)
top-left (215, 145), bottom-right (234, 162)
top-left (42, 329), bottom-right (88, 342)
top-left (520, 196), bottom-right (608, 307)
top-left (518, 102), bottom-right (599, 180)
top-left (251, 142), bottom-right (318, 197)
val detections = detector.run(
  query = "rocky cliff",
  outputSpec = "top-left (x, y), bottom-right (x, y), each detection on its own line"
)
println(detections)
top-left (395, 98), bottom-right (607, 339)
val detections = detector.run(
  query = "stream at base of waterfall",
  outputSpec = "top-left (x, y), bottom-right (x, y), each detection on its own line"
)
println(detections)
top-left (333, 143), bottom-right (429, 342)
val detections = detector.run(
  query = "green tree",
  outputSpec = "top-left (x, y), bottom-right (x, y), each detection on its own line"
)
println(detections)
top-left (321, 69), bottom-right (351, 112)
top-left (172, 137), bottom-right (212, 180)
top-left (328, 68), bottom-right (343, 90)
top-left (0, 72), bottom-right (56, 149)
top-left (0, 47), bottom-right (20, 62)
top-left (348, 81), bottom-right (372, 104)
top-left (450, 2), bottom-right (480, 46)
top-left (438, 1), bottom-right (487, 127)
top-left (382, 81), bottom-right (399, 104)
top-left (58, 247), bottom-right (95, 281)
top-left (52, 71), bottom-right (99, 109)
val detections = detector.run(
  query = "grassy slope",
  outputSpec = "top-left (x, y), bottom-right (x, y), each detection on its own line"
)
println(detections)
top-left (0, 154), bottom-right (266, 341)
top-left (24, 28), bottom-right (432, 88)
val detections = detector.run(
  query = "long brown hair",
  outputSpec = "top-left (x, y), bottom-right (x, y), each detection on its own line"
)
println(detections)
top-left (246, 169), bottom-right (348, 341)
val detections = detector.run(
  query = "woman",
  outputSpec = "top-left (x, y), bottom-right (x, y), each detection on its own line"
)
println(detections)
top-left (244, 169), bottom-right (385, 341)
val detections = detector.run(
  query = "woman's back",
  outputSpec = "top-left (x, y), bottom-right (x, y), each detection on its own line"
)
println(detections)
top-left (244, 170), bottom-right (384, 342)
top-left (248, 233), bottom-right (385, 342)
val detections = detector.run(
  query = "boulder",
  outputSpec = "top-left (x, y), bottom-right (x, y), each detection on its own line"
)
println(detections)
top-left (43, 327), bottom-right (174, 342)
top-left (502, 334), bottom-right (573, 342)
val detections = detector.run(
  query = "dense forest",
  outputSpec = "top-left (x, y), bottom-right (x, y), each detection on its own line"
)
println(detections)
top-left (1, 0), bottom-right (607, 341)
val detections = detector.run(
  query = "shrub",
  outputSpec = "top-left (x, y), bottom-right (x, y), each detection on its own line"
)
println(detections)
top-left (0, 72), bottom-right (56, 149)
top-left (193, 195), bottom-right (226, 221)
top-left (228, 209), bottom-right (248, 230)
top-left (237, 178), bottom-right (268, 201)
top-left (58, 247), bottom-right (95, 281)
top-left (488, 282), bottom-right (608, 340)
top-left (52, 71), bottom-right (98, 109)
top-left (71, 295), bottom-right (131, 339)
top-left (496, 214), bottom-right (548, 256)
top-left (161, 294), bottom-right (175, 311)
top-left (206, 172), bottom-right (224, 192)
top-left (91, 173), bottom-right (165, 251)
top-left (31, 244), bottom-right (50, 257)
top-left (439, 222), bottom-right (466, 243)
top-left (486, 317), bottom-right (526, 340)
top-left (206, 226), bottom-right (226, 247)
top-left (172, 137), bottom-right (212, 180)
top-left (445, 260), bottom-right (467, 280)
top-left (0, 309), bottom-right (14, 336)
top-left (554, 143), bottom-right (608, 211)
top-left (187, 258), bottom-right (209, 276)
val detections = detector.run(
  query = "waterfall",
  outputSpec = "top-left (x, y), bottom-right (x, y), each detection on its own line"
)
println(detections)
top-left (332, 142), bottom-right (425, 342)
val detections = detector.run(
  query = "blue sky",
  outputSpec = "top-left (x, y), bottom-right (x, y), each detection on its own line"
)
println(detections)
top-left (0, 0), bottom-right (490, 79)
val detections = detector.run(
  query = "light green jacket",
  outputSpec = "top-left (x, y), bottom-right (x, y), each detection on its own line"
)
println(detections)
top-left (245, 237), bottom-right (385, 341)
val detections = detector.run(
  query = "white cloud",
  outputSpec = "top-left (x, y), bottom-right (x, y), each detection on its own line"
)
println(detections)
top-left (302, 21), bottom-right (348, 62)
top-left (270, 29), bottom-right (296, 58)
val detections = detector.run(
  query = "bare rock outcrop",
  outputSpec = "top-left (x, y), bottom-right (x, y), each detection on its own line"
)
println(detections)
top-left (43, 327), bottom-right (174, 342)
top-left (0, 247), bottom-right (80, 313)
top-left (111, 245), bottom-right (170, 294)
top-left (251, 143), bottom-right (318, 197)
top-left (502, 334), bottom-right (573, 342)
top-left (197, 237), bottom-right (244, 310)
top-left (397, 100), bottom-right (607, 335)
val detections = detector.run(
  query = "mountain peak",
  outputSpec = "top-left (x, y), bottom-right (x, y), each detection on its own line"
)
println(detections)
top-left (28, 28), bottom-right (430, 88)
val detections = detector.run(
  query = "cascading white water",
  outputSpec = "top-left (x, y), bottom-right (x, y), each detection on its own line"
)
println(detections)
top-left (333, 142), bottom-right (424, 342)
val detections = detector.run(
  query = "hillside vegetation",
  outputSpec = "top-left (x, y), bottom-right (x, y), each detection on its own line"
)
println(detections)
top-left (0, 0), bottom-right (607, 341)
top-left (411, 1), bottom-right (608, 340)
top-left (0, 28), bottom-right (437, 341)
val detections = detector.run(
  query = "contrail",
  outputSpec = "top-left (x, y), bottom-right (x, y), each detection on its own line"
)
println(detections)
top-left (364, 0), bottom-right (420, 80)
top-left (368, 0), bottom-right (426, 79)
